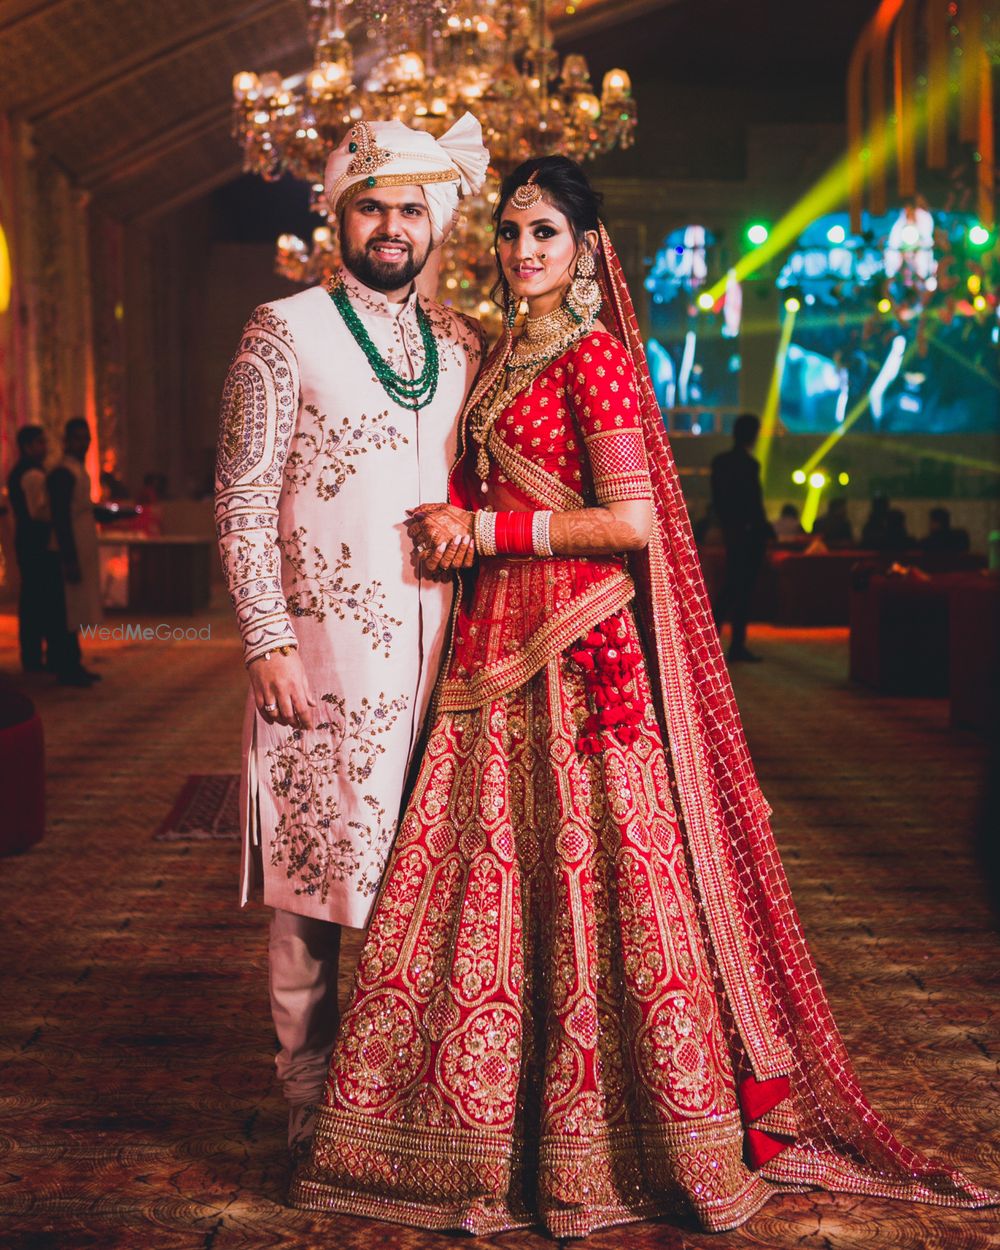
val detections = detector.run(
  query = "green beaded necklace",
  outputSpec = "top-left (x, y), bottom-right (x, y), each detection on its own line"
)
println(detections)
top-left (329, 278), bottom-right (440, 411)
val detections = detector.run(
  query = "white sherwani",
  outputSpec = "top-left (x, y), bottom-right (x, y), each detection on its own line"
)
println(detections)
top-left (215, 268), bottom-right (485, 927)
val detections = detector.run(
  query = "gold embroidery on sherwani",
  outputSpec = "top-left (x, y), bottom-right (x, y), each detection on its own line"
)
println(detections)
top-left (221, 378), bottom-right (249, 462)
top-left (267, 690), bottom-right (409, 902)
top-left (216, 277), bottom-right (485, 927)
top-left (285, 404), bottom-right (409, 500)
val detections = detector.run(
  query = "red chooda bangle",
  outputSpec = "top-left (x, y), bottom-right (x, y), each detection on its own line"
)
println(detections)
top-left (493, 511), bottom-right (535, 555)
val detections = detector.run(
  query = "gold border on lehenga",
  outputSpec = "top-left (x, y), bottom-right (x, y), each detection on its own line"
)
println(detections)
top-left (437, 569), bottom-right (635, 711)
top-left (292, 1104), bottom-right (785, 1237)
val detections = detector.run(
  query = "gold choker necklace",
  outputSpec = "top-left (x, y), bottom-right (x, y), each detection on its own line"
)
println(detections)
top-left (467, 300), bottom-right (597, 484)
top-left (509, 301), bottom-right (593, 372)
top-left (520, 304), bottom-right (577, 343)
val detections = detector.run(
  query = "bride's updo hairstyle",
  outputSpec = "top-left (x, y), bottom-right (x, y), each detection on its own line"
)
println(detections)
top-left (492, 156), bottom-right (603, 306)
top-left (494, 155), bottom-right (604, 243)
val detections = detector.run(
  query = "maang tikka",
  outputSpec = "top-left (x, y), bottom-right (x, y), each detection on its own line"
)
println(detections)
top-left (510, 170), bottom-right (543, 211)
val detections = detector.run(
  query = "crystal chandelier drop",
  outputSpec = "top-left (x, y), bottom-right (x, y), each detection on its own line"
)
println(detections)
top-left (232, 0), bottom-right (637, 189)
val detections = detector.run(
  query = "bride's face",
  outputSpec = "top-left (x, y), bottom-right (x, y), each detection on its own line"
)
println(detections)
top-left (496, 197), bottom-right (578, 305)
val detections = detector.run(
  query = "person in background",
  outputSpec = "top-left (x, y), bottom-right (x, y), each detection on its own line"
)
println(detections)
top-left (6, 425), bottom-right (57, 674)
top-left (773, 502), bottom-right (805, 543)
top-left (861, 493), bottom-right (891, 547)
top-left (710, 412), bottom-right (771, 662)
top-left (921, 506), bottom-right (970, 554)
top-left (884, 507), bottom-right (913, 553)
top-left (99, 449), bottom-right (130, 502)
top-left (813, 496), bottom-right (854, 546)
top-left (47, 417), bottom-right (103, 686)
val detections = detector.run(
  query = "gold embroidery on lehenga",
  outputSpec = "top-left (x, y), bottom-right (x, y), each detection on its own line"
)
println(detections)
top-left (293, 618), bottom-right (763, 1236)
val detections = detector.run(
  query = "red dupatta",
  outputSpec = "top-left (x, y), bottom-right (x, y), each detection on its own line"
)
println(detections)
top-left (448, 223), bottom-right (994, 1205)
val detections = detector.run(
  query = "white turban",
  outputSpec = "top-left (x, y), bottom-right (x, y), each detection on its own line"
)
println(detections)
top-left (324, 112), bottom-right (489, 247)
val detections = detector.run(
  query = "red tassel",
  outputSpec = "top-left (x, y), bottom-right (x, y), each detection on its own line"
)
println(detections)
top-left (745, 1127), bottom-right (791, 1169)
top-left (738, 1074), bottom-right (790, 1121)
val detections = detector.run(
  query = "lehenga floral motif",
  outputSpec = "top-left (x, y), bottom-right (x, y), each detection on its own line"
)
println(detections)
top-left (291, 234), bottom-right (995, 1235)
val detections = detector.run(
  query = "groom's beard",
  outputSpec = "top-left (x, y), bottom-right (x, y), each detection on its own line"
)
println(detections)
top-left (341, 234), bottom-right (432, 293)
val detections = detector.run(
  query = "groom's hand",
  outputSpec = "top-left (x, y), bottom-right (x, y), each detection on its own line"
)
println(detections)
top-left (406, 504), bottom-right (476, 574)
top-left (249, 649), bottom-right (318, 729)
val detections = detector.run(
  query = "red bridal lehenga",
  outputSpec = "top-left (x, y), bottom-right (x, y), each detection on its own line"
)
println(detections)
top-left (290, 226), bottom-right (995, 1237)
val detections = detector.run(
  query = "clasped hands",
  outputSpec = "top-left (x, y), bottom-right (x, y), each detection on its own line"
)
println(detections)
top-left (405, 503), bottom-right (476, 574)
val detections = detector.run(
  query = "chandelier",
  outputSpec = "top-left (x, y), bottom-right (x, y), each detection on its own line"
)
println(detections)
top-left (233, 0), bottom-right (636, 188)
top-left (234, 0), bottom-right (636, 316)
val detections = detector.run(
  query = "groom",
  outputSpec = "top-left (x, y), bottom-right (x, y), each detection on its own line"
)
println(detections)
top-left (215, 113), bottom-right (489, 1154)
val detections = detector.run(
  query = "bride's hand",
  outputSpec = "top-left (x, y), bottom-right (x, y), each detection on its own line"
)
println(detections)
top-left (406, 504), bottom-right (476, 573)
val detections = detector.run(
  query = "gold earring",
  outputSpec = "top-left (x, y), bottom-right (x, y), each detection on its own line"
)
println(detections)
top-left (566, 248), bottom-right (601, 324)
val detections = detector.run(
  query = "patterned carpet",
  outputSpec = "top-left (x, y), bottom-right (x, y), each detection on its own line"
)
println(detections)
top-left (154, 775), bottom-right (240, 841)
top-left (0, 604), bottom-right (997, 1250)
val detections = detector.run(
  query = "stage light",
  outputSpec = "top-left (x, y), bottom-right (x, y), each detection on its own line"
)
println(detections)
top-left (838, 472), bottom-right (850, 486)
top-left (826, 224), bottom-right (846, 245)
top-left (968, 224), bottom-right (991, 247)
top-left (809, 471), bottom-right (826, 489)
top-left (967, 274), bottom-right (982, 294)
top-left (792, 469), bottom-right (807, 485)
top-left (700, 65), bottom-right (955, 309)
top-left (973, 294), bottom-right (988, 312)
top-left (746, 223), bottom-right (769, 246)
top-left (877, 297), bottom-right (892, 313)
top-left (758, 300), bottom-right (798, 482)
top-left (801, 341), bottom-right (918, 475)
top-left (696, 291), bottom-right (715, 311)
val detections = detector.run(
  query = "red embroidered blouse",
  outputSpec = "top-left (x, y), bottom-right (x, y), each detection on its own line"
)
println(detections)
top-left (439, 330), bottom-right (655, 712)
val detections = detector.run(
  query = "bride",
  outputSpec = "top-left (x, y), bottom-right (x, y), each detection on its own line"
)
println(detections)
top-left (290, 155), bottom-right (994, 1237)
